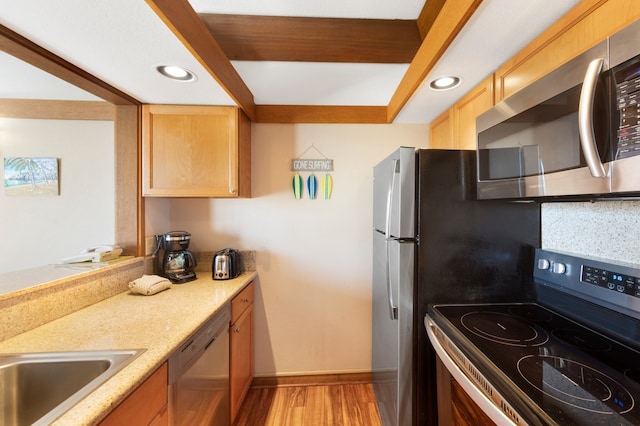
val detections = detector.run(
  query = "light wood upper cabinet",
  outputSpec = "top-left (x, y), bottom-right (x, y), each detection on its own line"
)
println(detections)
top-left (495, 0), bottom-right (640, 102)
top-left (429, 109), bottom-right (453, 149)
top-left (430, 0), bottom-right (640, 151)
top-left (452, 76), bottom-right (493, 150)
top-left (230, 281), bottom-right (254, 423)
top-left (429, 75), bottom-right (493, 150)
top-left (142, 105), bottom-right (251, 198)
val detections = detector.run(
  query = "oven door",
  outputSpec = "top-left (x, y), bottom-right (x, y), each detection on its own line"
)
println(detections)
top-left (476, 40), bottom-right (613, 200)
top-left (425, 315), bottom-right (523, 426)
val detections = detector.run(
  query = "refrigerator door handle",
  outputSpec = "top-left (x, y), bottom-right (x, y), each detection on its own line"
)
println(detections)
top-left (385, 239), bottom-right (398, 320)
top-left (385, 159), bottom-right (399, 320)
top-left (384, 159), bottom-right (398, 239)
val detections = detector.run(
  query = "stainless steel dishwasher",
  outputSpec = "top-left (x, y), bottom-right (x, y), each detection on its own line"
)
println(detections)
top-left (168, 305), bottom-right (230, 425)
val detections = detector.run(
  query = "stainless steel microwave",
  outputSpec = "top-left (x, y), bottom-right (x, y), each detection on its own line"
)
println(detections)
top-left (476, 19), bottom-right (640, 200)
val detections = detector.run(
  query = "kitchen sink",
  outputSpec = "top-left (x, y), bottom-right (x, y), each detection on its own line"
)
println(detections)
top-left (0, 349), bottom-right (145, 426)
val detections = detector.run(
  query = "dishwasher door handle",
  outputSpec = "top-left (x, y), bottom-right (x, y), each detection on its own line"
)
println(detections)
top-left (204, 335), bottom-right (217, 351)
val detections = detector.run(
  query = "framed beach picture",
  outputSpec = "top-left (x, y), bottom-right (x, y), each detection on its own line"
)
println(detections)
top-left (3, 157), bottom-right (60, 196)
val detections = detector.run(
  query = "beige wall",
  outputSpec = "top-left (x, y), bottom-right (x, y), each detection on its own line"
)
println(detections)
top-left (162, 123), bottom-right (428, 376)
top-left (144, 121), bottom-right (640, 377)
top-left (0, 118), bottom-right (114, 273)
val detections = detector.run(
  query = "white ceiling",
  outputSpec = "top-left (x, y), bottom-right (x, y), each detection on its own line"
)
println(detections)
top-left (0, 0), bottom-right (580, 123)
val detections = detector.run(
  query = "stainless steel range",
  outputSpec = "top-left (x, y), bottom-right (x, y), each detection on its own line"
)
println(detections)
top-left (426, 249), bottom-right (640, 425)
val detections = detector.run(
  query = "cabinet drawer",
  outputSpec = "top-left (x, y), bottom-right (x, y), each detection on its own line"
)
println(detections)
top-left (232, 281), bottom-right (254, 323)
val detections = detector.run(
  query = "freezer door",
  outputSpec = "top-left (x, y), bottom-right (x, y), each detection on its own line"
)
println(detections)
top-left (373, 147), bottom-right (416, 238)
top-left (372, 230), bottom-right (414, 426)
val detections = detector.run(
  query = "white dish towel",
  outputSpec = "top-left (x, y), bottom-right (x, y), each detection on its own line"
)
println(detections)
top-left (129, 275), bottom-right (172, 296)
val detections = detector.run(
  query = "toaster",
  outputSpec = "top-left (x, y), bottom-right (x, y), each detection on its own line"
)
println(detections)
top-left (212, 248), bottom-right (243, 280)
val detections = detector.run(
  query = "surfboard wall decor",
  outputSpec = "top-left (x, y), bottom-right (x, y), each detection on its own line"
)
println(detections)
top-left (321, 173), bottom-right (333, 200)
top-left (292, 173), bottom-right (303, 199)
top-left (307, 174), bottom-right (318, 200)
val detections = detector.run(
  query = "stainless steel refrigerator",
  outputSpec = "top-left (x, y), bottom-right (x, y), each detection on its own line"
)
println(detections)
top-left (372, 148), bottom-right (540, 425)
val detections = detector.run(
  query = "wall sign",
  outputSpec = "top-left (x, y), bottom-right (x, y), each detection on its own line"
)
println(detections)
top-left (291, 159), bottom-right (333, 172)
top-left (291, 145), bottom-right (334, 200)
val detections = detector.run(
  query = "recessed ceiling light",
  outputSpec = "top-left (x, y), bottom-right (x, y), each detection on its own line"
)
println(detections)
top-left (156, 65), bottom-right (197, 82)
top-left (429, 76), bottom-right (461, 91)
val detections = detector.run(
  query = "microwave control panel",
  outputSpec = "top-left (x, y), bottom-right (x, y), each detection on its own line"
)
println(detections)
top-left (614, 58), bottom-right (640, 159)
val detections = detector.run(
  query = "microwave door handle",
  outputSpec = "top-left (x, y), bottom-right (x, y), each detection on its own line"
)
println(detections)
top-left (578, 57), bottom-right (607, 178)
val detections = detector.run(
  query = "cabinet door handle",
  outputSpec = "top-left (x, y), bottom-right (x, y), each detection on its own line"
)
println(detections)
top-left (229, 187), bottom-right (236, 194)
top-left (243, 298), bottom-right (250, 304)
top-left (234, 327), bottom-right (241, 333)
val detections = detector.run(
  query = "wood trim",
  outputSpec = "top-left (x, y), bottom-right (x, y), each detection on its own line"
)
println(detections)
top-left (255, 105), bottom-right (388, 124)
top-left (145, 0), bottom-right (256, 120)
top-left (0, 24), bottom-right (137, 106)
top-left (199, 14), bottom-right (421, 64)
top-left (115, 105), bottom-right (143, 257)
top-left (237, 109), bottom-right (252, 198)
top-left (416, 0), bottom-right (447, 40)
top-left (387, 0), bottom-right (483, 122)
top-left (251, 372), bottom-right (373, 389)
top-left (0, 99), bottom-right (114, 120)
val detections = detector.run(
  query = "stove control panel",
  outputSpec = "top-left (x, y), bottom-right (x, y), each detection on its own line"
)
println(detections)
top-left (581, 265), bottom-right (640, 297)
top-left (535, 249), bottom-right (640, 320)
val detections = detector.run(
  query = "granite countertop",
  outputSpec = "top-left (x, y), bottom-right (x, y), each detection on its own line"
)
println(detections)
top-left (0, 271), bottom-right (257, 425)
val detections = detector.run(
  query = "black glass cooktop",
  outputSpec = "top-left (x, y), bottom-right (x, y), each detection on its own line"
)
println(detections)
top-left (430, 303), bottom-right (640, 426)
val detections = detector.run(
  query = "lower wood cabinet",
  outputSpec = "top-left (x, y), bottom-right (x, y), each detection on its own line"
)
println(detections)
top-left (99, 362), bottom-right (168, 426)
top-left (230, 281), bottom-right (254, 423)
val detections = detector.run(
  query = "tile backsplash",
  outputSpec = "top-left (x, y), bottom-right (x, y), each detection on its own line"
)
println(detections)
top-left (541, 200), bottom-right (640, 264)
top-left (145, 251), bottom-right (256, 275)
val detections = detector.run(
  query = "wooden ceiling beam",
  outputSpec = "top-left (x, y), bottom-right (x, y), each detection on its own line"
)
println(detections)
top-left (416, 0), bottom-right (447, 39)
top-left (145, 0), bottom-right (256, 120)
top-left (255, 105), bottom-right (388, 124)
top-left (0, 24), bottom-right (138, 106)
top-left (200, 14), bottom-right (421, 63)
top-left (387, 0), bottom-right (483, 122)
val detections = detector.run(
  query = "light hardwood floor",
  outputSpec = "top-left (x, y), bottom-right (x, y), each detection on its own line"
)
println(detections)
top-left (233, 382), bottom-right (382, 426)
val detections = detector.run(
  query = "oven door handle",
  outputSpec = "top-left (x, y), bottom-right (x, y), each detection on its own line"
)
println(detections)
top-left (578, 57), bottom-right (607, 178)
top-left (425, 316), bottom-right (519, 426)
